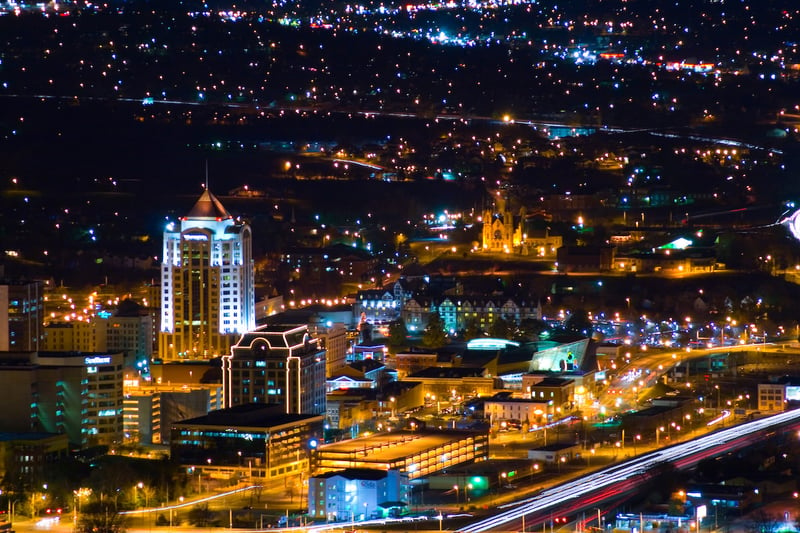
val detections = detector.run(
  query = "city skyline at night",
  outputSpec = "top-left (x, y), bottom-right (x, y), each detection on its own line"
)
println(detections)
top-left (3, 1), bottom-right (800, 533)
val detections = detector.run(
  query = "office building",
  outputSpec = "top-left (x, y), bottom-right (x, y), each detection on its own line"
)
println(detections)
top-left (159, 189), bottom-right (255, 360)
top-left (170, 403), bottom-right (324, 483)
top-left (222, 324), bottom-right (326, 414)
top-left (0, 351), bottom-right (124, 448)
top-left (0, 279), bottom-right (44, 352)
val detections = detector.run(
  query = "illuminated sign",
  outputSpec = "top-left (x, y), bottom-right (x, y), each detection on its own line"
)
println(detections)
top-left (85, 356), bottom-right (111, 365)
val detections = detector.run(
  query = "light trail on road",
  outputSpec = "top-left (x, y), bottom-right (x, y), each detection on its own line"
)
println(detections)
top-left (458, 408), bottom-right (800, 532)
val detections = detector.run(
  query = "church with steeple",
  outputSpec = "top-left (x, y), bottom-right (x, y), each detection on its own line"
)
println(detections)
top-left (482, 196), bottom-right (562, 257)
top-left (159, 188), bottom-right (255, 360)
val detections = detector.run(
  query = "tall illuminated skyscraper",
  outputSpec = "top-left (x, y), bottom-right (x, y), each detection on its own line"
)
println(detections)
top-left (159, 189), bottom-right (254, 360)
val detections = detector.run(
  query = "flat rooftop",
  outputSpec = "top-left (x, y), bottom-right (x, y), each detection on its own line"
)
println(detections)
top-left (318, 429), bottom-right (486, 462)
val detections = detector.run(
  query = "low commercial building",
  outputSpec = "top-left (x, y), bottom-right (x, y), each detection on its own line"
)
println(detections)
top-left (308, 468), bottom-right (403, 522)
top-left (313, 428), bottom-right (489, 481)
top-left (484, 398), bottom-right (552, 428)
top-left (404, 367), bottom-right (500, 402)
top-left (170, 403), bottom-right (324, 484)
top-left (524, 375), bottom-right (576, 414)
top-left (527, 442), bottom-right (581, 464)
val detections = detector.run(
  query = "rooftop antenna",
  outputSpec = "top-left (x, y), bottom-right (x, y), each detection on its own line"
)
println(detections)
top-left (204, 160), bottom-right (209, 190)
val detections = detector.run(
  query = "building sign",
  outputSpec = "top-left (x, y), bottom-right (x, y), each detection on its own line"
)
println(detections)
top-left (85, 356), bottom-right (111, 365)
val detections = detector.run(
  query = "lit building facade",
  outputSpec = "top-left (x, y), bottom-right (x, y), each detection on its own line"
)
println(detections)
top-left (403, 296), bottom-right (541, 336)
top-left (160, 189), bottom-right (255, 360)
top-left (223, 324), bottom-right (326, 414)
top-left (43, 314), bottom-right (152, 366)
top-left (757, 383), bottom-right (786, 412)
top-left (313, 428), bottom-right (489, 481)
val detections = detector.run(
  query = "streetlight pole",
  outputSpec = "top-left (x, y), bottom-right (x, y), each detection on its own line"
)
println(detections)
top-left (596, 508), bottom-right (602, 530)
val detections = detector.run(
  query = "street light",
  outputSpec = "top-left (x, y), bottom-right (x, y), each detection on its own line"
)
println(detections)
top-left (137, 482), bottom-right (149, 509)
top-left (453, 485), bottom-right (460, 506)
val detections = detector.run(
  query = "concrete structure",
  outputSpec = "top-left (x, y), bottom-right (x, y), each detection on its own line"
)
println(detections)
top-left (556, 245), bottom-right (615, 272)
top-left (308, 468), bottom-right (403, 522)
top-left (758, 382), bottom-right (787, 412)
top-left (160, 189), bottom-right (255, 360)
top-left (310, 321), bottom-right (348, 377)
top-left (43, 313), bottom-right (153, 366)
top-left (170, 403), bottom-right (324, 484)
top-left (123, 379), bottom-right (223, 445)
top-left (43, 320), bottom-right (107, 353)
top-left (263, 308), bottom-right (351, 377)
top-left (107, 313), bottom-right (153, 365)
top-left (223, 324), bottom-right (326, 414)
top-left (0, 280), bottom-right (44, 352)
top-left (313, 428), bottom-right (489, 480)
top-left (527, 442), bottom-right (581, 464)
top-left (325, 389), bottom-right (379, 432)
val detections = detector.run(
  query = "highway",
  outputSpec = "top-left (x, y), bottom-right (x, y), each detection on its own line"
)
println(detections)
top-left (456, 408), bottom-right (800, 533)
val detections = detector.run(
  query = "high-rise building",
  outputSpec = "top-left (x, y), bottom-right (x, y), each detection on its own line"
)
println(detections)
top-left (159, 190), bottom-right (255, 360)
top-left (222, 324), bottom-right (326, 414)
top-left (0, 279), bottom-right (44, 352)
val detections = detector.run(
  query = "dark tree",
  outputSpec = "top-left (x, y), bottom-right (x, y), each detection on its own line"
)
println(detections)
top-left (564, 309), bottom-right (593, 336)
top-left (463, 317), bottom-right (483, 341)
top-left (488, 316), bottom-right (514, 339)
top-left (516, 318), bottom-right (548, 341)
top-left (422, 312), bottom-right (448, 349)
top-left (387, 317), bottom-right (409, 352)
top-left (76, 502), bottom-right (128, 533)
